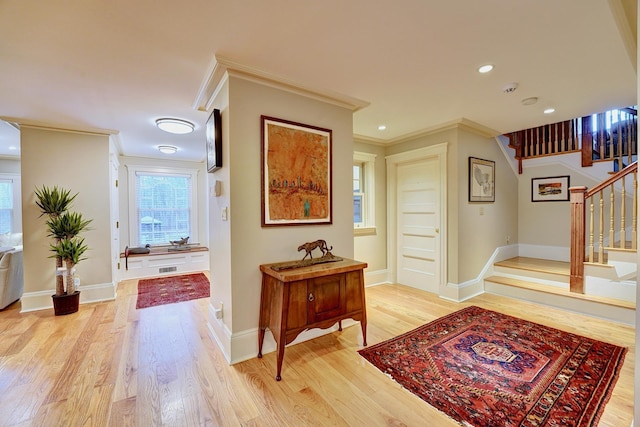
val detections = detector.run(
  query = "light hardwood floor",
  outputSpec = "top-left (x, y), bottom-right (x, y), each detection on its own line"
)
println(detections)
top-left (0, 276), bottom-right (634, 426)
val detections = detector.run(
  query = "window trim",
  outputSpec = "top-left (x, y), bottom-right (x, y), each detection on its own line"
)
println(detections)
top-left (126, 165), bottom-right (199, 247)
top-left (353, 151), bottom-right (376, 236)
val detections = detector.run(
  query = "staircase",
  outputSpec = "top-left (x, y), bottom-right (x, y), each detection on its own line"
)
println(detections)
top-left (484, 257), bottom-right (635, 325)
top-left (489, 107), bottom-right (638, 325)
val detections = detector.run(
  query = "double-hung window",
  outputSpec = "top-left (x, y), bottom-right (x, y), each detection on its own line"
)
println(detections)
top-left (353, 152), bottom-right (376, 235)
top-left (128, 166), bottom-right (198, 246)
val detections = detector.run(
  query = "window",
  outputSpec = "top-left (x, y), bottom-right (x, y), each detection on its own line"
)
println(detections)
top-left (127, 166), bottom-right (198, 246)
top-left (353, 152), bottom-right (376, 235)
top-left (0, 175), bottom-right (21, 234)
top-left (353, 163), bottom-right (364, 226)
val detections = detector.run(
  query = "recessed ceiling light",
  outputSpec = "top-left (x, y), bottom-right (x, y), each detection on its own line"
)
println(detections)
top-left (378, 125), bottom-right (386, 131)
top-left (158, 145), bottom-right (178, 154)
top-left (478, 64), bottom-right (494, 73)
top-left (544, 108), bottom-right (556, 114)
top-left (156, 118), bottom-right (194, 134)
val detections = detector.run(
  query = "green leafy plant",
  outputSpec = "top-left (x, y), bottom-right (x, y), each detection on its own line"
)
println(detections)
top-left (34, 185), bottom-right (92, 296)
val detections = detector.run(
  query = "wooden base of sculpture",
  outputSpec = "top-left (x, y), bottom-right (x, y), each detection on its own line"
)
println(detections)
top-left (270, 253), bottom-right (342, 271)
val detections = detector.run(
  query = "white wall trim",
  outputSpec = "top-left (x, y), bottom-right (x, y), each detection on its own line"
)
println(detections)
top-left (20, 281), bottom-right (116, 313)
top-left (193, 54), bottom-right (370, 113)
top-left (363, 269), bottom-right (389, 286)
top-left (226, 320), bottom-right (361, 366)
top-left (441, 244), bottom-right (519, 302)
top-left (207, 303), bottom-right (232, 363)
top-left (386, 143), bottom-right (448, 292)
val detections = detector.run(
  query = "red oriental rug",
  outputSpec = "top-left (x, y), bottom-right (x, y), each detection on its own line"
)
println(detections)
top-left (136, 273), bottom-right (210, 309)
top-left (358, 306), bottom-right (626, 427)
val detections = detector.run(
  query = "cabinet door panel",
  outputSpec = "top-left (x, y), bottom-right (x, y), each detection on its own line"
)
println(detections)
top-left (344, 270), bottom-right (364, 314)
top-left (286, 280), bottom-right (308, 329)
top-left (308, 274), bottom-right (346, 323)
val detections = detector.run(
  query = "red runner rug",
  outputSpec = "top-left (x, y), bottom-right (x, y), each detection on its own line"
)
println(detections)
top-left (136, 273), bottom-right (210, 309)
top-left (358, 306), bottom-right (626, 427)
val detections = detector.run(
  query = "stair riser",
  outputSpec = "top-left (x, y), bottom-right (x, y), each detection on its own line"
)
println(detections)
top-left (484, 281), bottom-right (635, 325)
top-left (606, 249), bottom-right (638, 264)
top-left (493, 265), bottom-right (569, 285)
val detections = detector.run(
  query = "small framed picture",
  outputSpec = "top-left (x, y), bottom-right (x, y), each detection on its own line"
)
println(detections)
top-left (468, 157), bottom-right (495, 203)
top-left (206, 109), bottom-right (222, 173)
top-left (531, 176), bottom-right (570, 202)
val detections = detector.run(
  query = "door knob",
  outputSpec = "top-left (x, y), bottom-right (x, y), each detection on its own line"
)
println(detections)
top-left (308, 293), bottom-right (314, 302)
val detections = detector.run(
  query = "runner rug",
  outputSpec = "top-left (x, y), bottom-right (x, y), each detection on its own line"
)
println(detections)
top-left (136, 273), bottom-right (210, 309)
top-left (358, 306), bottom-right (626, 427)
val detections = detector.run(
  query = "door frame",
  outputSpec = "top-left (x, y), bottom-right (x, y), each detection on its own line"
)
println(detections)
top-left (386, 143), bottom-right (448, 292)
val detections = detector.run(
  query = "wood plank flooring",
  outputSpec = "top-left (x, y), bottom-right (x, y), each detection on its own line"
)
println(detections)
top-left (0, 276), bottom-right (634, 426)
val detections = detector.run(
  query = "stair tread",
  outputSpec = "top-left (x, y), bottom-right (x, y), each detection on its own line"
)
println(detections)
top-left (494, 257), bottom-right (569, 276)
top-left (485, 275), bottom-right (635, 310)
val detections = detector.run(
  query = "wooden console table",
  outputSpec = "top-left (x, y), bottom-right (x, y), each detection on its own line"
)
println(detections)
top-left (257, 258), bottom-right (368, 380)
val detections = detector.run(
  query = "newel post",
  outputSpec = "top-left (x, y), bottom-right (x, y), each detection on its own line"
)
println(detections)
top-left (569, 186), bottom-right (587, 293)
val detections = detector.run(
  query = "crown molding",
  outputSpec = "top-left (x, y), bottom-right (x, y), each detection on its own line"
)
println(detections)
top-left (0, 117), bottom-right (118, 136)
top-left (357, 118), bottom-right (499, 147)
top-left (608, 0), bottom-right (637, 72)
top-left (193, 54), bottom-right (370, 113)
top-left (353, 134), bottom-right (387, 146)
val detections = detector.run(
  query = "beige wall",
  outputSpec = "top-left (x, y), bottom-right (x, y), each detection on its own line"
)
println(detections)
top-left (0, 158), bottom-right (20, 173)
top-left (353, 140), bottom-right (387, 273)
top-left (518, 163), bottom-right (600, 251)
top-left (384, 126), bottom-right (518, 287)
top-left (209, 74), bottom-right (355, 360)
top-left (21, 127), bottom-right (112, 294)
top-left (456, 128), bottom-right (518, 283)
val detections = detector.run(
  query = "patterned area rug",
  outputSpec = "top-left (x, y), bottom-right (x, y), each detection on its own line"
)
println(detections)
top-left (136, 273), bottom-right (210, 309)
top-left (358, 306), bottom-right (626, 427)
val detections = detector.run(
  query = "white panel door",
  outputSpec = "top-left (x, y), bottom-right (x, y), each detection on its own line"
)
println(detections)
top-left (396, 157), bottom-right (440, 293)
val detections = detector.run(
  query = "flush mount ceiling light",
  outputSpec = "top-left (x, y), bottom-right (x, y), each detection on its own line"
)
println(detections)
top-left (478, 64), bottom-right (494, 73)
top-left (155, 118), bottom-right (194, 134)
top-left (158, 145), bottom-right (178, 154)
top-left (544, 108), bottom-right (556, 114)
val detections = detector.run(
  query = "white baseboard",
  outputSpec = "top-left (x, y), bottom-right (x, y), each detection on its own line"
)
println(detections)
top-left (20, 281), bottom-right (117, 313)
top-left (441, 244), bottom-right (518, 302)
top-left (206, 312), bottom-right (362, 366)
top-left (206, 303), bottom-right (232, 364)
top-left (364, 269), bottom-right (390, 287)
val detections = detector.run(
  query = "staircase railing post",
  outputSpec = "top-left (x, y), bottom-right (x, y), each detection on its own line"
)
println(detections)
top-left (569, 186), bottom-right (587, 293)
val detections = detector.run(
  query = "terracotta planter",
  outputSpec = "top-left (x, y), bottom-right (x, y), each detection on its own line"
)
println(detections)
top-left (52, 291), bottom-right (80, 316)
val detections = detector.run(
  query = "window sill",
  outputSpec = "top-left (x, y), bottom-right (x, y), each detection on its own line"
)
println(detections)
top-left (354, 226), bottom-right (377, 237)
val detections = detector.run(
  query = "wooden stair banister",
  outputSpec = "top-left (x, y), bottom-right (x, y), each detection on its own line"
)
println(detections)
top-left (570, 161), bottom-right (638, 292)
top-left (504, 107), bottom-right (636, 173)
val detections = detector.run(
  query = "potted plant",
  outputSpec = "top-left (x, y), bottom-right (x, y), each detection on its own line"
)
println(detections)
top-left (35, 185), bottom-right (92, 315)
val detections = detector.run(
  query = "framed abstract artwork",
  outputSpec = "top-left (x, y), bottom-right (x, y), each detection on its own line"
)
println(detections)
top-left (469, 157), bottom-right (495, 203)
top-left (531, 175), bottom-right (570, 202)
top-left (261, 116), bottom-right (332, 227)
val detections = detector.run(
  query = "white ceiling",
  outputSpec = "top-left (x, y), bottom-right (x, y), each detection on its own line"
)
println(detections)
top-left (0, 0), bottom-right (636, 162)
